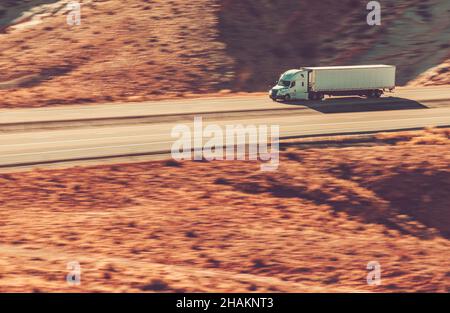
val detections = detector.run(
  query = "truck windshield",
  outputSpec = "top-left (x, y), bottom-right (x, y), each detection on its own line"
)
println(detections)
top-left (278, 80), bottom-right (290, 87)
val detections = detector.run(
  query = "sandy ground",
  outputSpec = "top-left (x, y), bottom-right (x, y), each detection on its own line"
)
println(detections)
top-left (0, 128), bottom-right (449, 292)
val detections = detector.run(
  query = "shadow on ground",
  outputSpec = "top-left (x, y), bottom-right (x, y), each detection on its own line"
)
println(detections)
top-left (0, 65), bottom-right (77, 90)
top-left (366, 169), bottom-right (450, 239)
top-left (283, 97), bottom-right (428, 113)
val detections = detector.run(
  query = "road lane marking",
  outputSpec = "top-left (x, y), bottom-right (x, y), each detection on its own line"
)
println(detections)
top-left (1, 114), bottom-right (449, 148)
top-left (0, 116), bottom-right (449, 161)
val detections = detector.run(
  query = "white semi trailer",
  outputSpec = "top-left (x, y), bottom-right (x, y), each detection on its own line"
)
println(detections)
top-left (269, 65), bottom-right (396, 101)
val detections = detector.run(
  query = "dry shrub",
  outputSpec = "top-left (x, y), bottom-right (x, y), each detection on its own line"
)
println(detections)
top-left (376, 128), bottom-right (450, 145)
top-left (399, 128), bottom-right (449, 146)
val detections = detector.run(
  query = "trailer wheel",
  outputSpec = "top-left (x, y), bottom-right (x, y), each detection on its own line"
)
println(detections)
top-left (375, 90), bottom-right (383, 98)
top-left (367, 90), bottom-right (376, 98)
top-left (310, 93), bottom-right (323, 101)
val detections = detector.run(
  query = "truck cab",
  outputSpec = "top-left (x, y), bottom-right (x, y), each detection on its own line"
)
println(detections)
top-left (270, 65), bottom-right (395, 102)
top-left (269, 69), bottom-right (309, 101)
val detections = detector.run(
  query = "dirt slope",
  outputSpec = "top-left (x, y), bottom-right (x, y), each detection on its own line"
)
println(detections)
top-left (408, 57), bottom-right (450, 86)
top-left (0, 128), bottom-right (449, 292)
top-left (0, 0), bottom-right (233, 107)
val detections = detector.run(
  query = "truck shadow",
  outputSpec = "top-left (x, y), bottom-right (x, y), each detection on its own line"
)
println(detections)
top-left (284, 97), bottom-right (429, 114)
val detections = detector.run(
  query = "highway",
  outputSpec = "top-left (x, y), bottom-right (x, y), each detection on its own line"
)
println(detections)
top-left (0, 86), bottom-right (449, 169)
top-left (1, 86), bottom-right (449, 126)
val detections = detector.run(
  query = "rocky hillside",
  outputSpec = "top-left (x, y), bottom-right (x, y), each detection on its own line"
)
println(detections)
top-left (218, 0), bottom-right (450, 90)
top-left (408, 56), bottom-right (450, 86)
top-left (0, 0), bottom-right (448, 107)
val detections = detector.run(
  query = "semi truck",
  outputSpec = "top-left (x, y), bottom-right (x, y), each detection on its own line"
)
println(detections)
top-left (269, 65), bottom-right (396, 101)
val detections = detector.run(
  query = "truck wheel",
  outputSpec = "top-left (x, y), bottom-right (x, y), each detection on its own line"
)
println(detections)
top-left (375, 90), bottom-right (383, 98)
top-left (284, 94), bottom-right (291, 102)
top-left (367, 90), bottom-right (376, 98)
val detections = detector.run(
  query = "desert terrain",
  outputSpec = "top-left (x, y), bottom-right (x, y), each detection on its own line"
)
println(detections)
top-left (0, 0), bottom-right (449, 108)
top-left (0, 0), bottom-right (449, 294)
top-left (0, 128), bottom-right (449, 292)
top-left (408, 56), bottom-right (450, 86)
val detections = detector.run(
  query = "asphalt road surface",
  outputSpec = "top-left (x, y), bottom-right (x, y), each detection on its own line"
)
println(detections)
top-left (0, 86), bottom-right (449, 169)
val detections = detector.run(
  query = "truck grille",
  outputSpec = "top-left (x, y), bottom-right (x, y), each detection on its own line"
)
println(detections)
top-left (271, 90), bottom-right (278, 98)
